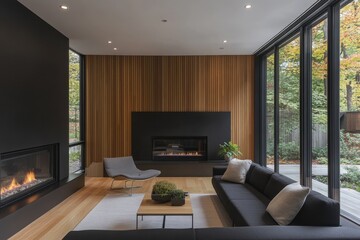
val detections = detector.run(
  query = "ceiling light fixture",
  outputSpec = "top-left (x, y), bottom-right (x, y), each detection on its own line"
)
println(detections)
top-left (108, 41), bottom-right (112, 44)
top-left (245, 4), bottom-right (252, 9)
top-left (113, 47), bottom-right (117, 51)
top-left (223, 40), bottom-right (227, 43)
top-left (60, 5), bottom-right (68, 10)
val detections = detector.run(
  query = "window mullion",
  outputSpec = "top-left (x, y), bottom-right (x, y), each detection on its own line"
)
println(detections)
top-left (274, 46), bottom-right (280, 173)
top-left (327, 3), bottom-right (340, 201)
top-left (300, 26), bottom-right (313, 187)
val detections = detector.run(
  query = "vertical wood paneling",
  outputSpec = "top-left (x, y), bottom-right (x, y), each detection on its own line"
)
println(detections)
top-left (86, 55), bottom-right (254, 175)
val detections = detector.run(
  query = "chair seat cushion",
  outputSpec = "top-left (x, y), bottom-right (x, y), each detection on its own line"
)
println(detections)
top-left (118, 169), bottom-right (161, 180)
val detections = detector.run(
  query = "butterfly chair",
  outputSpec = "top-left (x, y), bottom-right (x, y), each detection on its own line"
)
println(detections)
top-left (104, 156), bottom-right (161, 196)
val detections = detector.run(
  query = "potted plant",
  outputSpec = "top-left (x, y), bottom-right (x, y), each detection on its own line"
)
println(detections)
top-left (218, 141), bottom-right (242, 161)
top-left (170, 189), bottom-right (186, 206)
top-left (151, 181), bottom-right (177, 203)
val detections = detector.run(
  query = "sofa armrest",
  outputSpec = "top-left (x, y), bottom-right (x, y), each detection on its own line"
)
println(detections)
top-left (213, 166), bottom-right (227, 176)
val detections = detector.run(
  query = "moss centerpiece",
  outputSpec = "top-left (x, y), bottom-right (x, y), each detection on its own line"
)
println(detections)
top-left (151, 181), bottom-right (177, 203)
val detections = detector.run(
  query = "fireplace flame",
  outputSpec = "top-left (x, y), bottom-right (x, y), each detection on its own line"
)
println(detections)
top-left (23, 171), bottom-right (36, 184)
top-left (158, 152), bottom-right (202, 156)
top-left (0, 170), bottom-right (37, 195)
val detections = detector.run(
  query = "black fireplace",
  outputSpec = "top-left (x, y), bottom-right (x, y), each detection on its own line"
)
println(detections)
top-left (152, 136), bottom-right (207, 161)
top-left (0, 144), bottom-right (58, 207)
top-left (132, 112), bottom-right (231, 161)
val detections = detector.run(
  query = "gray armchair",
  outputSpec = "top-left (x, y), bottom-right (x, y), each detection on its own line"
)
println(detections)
top-left (104, 156), bottom-right (161, 195)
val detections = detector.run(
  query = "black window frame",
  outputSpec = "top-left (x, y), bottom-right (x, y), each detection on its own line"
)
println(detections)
top-left (255, 0), bottom-right (359, 223)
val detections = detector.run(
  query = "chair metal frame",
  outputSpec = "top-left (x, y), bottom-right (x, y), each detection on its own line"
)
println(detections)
top-left (109, 176), bottom-right (157, 196)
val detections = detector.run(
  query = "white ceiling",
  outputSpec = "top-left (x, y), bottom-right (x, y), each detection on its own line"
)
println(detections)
top-left (18, 0), bottom-right (318, 55)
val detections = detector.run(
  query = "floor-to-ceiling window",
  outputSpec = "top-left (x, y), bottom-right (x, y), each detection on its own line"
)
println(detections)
top-left (278, 36), bottom-right (301, 181)
top-left (258, 0), bottom-right (360, 223)
top-left (266, 53), bottom-right (275, 171)
top-left (339, 0), bottom-right (360, 222)
top-left (311, 18), bottom-right (329, 196)
top-left (69, 49), bottom-right (84, 173)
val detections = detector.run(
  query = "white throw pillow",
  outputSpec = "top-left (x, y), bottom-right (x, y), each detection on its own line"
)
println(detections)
top-left (266, 182), bottom-right (310, 225)
top-left (221, 159), bottom-right (252, 184)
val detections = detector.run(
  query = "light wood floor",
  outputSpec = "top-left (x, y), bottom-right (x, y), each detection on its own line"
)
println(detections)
top-left (10, 177), bottom-right (215, 240)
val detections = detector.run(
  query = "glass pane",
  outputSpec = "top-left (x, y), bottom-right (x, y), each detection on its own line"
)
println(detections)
top-left (278, 37), bottom-right (301, 181)
top-left (266, 54), bottom-right (275, 171)
top-left (339, 0), bottom-right (360, 222)
top-left (69, 145), bottom-right (82, 173)
top-left (310, 19), bottom-right (329, 197)
top-left (69, 50), bottom-right (81, 144)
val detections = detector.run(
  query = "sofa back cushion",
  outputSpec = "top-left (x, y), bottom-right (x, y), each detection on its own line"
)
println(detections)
top-left (246, 164), bottom-right (273, 193)
top-left (263, 173), bottom-right (296, 199)
top-left (245, 163), bottom-right (256, 183)
top-left (291, 191), bottom-right (340, 226)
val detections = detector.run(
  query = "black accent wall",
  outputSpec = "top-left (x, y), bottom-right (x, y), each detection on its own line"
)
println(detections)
top-left (0, 0), bottom-right (69, 180)
top-left (132, 112), bottom-right (231, 161)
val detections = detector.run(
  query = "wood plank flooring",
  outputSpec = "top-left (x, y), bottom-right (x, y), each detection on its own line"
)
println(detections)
top-left (10, 177), bottom-right (215, 240)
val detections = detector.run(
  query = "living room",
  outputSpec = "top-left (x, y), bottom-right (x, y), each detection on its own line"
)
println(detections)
top-left (1, 0), bottom-right (360, 239)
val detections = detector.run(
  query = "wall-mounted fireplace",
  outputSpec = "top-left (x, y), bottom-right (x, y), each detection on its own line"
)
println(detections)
top-left (152, 136), bottom-right (207, 161)
top-left (132, 112), bottom-right (231, 161)
top-left (0, 144), bottom-right (57, 207)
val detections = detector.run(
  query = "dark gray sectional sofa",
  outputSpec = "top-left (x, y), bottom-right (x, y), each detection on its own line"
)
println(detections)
top-left (63, 163), bottom-right (360, 240)
top-left (212, 163), bottom-right (340, 226)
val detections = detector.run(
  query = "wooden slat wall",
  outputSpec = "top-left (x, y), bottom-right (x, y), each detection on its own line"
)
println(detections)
top-left (85, 55), bottom-right (254, 176)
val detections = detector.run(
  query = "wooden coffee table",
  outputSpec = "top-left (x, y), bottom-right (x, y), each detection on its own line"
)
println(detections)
top-left (136, 194), bottom-right (193, 229)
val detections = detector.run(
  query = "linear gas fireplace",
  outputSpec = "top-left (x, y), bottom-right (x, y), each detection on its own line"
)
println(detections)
top-left (152, 136), bottom-right (207, 161)
top-left (0, 144), bottom-right (57, 207)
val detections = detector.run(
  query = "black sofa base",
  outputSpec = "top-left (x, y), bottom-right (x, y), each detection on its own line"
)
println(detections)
top-left (64, 226), bottom-right (360, 240)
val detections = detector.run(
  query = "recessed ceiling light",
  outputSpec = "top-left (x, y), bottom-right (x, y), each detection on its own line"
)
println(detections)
top-left (245, 4), bottom-right (252, 9)
top-left (113, 47), bottom-right (117, 51)
top-left (161, 19), bottom-right (167, 23)
top-left (108, 41), bottom-right (112, 44)
top-left (60, 5), bottom-right (68, 10)
top-left (223, 40), bottom-right (227, 43)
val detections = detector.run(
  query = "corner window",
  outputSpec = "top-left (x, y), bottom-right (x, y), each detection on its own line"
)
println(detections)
top-left (260, 0), bottom-right (360, 224)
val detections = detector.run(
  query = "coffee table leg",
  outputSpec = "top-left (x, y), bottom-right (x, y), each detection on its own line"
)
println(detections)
top-left (162, 215), bottom-right (166, 228)
top-left (136, 215), bottom-right (138, 229)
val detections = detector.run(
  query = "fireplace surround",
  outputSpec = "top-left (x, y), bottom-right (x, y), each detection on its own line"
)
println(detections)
top-left (132, 112), bottom-right (231, 161)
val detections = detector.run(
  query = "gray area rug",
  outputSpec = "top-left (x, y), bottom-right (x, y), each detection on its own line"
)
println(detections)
top-left (74, 193), bottom-right (231, 230)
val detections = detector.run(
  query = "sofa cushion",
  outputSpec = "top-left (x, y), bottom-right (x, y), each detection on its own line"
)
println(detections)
top-left (212, 176), bottom-right (242, 221)
top-left (266, 183), bottom-right (310, 225)
top-left (291, 191), bottom-right (340, 226)
top-left (221, 159), bottom-right (252, 184)
top-left (231, 198), bottom-right (276, 226)
top-left (245, 163), bottom-right (256, 183)
top-left (214, 176), bottom-right (267, 200)
top-left (212, 176), bottom-right (272, 225)
top-left (263, 173), bottom-right (296, 199)
top-left (247, 165), bottom-right (273, 193)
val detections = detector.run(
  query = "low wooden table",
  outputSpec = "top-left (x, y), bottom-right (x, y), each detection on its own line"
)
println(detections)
top-left (136, 195), bottom-right (193, 229)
